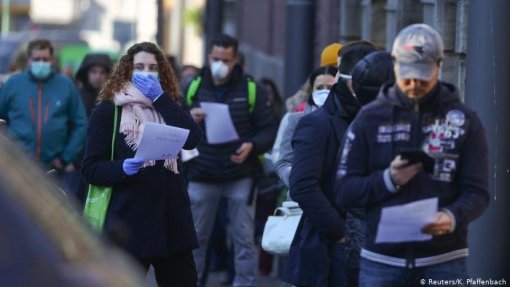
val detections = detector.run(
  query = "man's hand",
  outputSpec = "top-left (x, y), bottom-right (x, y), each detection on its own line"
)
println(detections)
top-left (389, 155), bottom-right (423, 187)
top-left (51, 158), bottom-right (64, 170)
top-left (231, 142), bottom-right (254, 164)
top-left (64, 163), bottom-right (75, 173)
top-left (421, 211), bottom-right (454, 236)
top-left (190, 108), bottom-right (205, 123)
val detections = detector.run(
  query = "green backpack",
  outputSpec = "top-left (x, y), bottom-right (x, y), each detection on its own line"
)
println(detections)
top-left (185, 76), bottom-right (257, 113)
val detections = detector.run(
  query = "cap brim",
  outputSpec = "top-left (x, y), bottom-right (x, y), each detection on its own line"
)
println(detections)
top-left (396, 62), bottom-right (436, 81)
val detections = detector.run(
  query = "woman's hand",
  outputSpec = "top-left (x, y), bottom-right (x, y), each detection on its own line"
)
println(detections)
top-left (132, 74), bottom-right (164, 101)
top-left (122, 158), bottom-right (145, 175)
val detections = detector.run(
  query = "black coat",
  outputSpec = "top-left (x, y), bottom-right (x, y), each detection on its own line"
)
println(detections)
top-left (283, 80), bottom-right (357, 286)
top-left (81, 94), bottom-right (202, 259)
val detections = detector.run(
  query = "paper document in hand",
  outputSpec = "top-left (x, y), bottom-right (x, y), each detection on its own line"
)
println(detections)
top-left (134, 122), bottom-right (190, 161)
top-left (375, 197), bottom-right (438, 243)
top-left (200, 102), bottom-right (239, 144)
top-left (181, 148), bottom-right (199, 162)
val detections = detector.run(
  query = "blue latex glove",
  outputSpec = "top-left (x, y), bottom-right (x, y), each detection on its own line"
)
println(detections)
top-left (122, 158), bottom-right (145, 176)
top-left (132, 73), bottom-right (164, 101)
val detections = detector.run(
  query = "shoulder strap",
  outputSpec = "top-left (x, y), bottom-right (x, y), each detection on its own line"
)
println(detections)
top-left (186, 76), bottom-right (202, 106)
top-left (110, 105), bottom-right (118, 161)
top-left (247, 78), bottom-right (257, 114)
top-left (186, 76), bottom-right (256, 113)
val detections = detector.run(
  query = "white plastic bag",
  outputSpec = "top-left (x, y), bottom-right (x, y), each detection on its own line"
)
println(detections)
top-left (261, 201), bottom-right (302, 256)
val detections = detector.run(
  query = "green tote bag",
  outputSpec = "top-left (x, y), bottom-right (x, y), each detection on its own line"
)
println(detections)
top-left (83, 106), bottom-right (118, 232)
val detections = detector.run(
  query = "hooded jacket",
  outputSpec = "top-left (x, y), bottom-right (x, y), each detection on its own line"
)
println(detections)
top-left (0, 70), bottom-right (87, 166)
top-left (75, 54), bottom-right (112, 116)
top-left (336, 81), bottom-right (489, 268)
top-left (352, 51), bottom-right (395, 106)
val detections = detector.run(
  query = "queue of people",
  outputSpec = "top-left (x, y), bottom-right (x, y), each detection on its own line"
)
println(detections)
top-left (0, 23), bottom-right (488, 287)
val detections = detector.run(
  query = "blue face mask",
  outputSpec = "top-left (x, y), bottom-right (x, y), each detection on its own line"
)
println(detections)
top-left (30, 61), bottom-right (52, 79)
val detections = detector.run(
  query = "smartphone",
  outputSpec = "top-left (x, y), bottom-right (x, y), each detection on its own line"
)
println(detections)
top-left (399, 148), bottom-right (435, 173)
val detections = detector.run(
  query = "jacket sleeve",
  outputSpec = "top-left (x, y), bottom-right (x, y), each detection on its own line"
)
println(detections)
top-left (61, 80), bottom-right (88, 164)
top-left (335, 116), bottom-right (394, 208)
top-left (81, 101), bottom-right (126, 186)
top-left (0, 78), bottom-right (15, 121)
top-left (249, 83), bottom-right (278, 155)
top-left (442, 114), bottom-right (489, 230)
top-left (289, 115), bottom-right (345, 241)
top-left (271, 112), bottom-right (290, 165)
top-left (275, 113), bottom-right (300, 187)
top-left (153, 93), bottom-right (202, 150)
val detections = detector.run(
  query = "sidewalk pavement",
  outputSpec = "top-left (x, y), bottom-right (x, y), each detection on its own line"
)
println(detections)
top-left (145, 266), bottom-right (290, 287)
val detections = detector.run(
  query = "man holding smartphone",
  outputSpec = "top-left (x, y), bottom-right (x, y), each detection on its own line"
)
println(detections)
top-left (335, 24), bottom-right (489, 287)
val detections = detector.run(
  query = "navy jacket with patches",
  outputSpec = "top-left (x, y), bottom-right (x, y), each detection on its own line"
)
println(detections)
top-left (335, 81), bottom-right (489, 265)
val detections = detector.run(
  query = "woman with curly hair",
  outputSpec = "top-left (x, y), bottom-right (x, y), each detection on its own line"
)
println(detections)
top-left (81, 42), bottom-right (202, 286)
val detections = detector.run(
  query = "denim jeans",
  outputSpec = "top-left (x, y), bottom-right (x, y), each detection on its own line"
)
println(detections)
top-left (359, 257), bottom-right (467, 287)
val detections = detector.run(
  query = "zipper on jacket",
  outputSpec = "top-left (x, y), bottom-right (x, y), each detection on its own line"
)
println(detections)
top-left (405, 243), bottom-right (416, 269)
top-left (35, 84), bottom-right (43, 161)
top-left (412, 100), bottom-right (421, 148)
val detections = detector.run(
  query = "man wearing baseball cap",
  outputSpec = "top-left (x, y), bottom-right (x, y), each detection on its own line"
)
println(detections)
top-left (335, 23), bottom-right (489, 286)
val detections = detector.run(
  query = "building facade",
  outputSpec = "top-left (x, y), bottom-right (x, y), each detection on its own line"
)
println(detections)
top-left (208, 0), bottom-right (468, 100)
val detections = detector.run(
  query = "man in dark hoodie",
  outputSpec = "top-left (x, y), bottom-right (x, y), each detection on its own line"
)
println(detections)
top-left (343, 51), bottom-right (395, 287)
top-left (336, 24), bottom-right (489, 287)
top-left (75, 53), bottom-right (112, 116)
top-left (283, 41), bottom-right (376, 287)
top-left (72, 53), bottom-right (112, 202)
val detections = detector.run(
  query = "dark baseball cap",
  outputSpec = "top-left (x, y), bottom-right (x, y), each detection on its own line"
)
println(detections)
top-left (391, 23), bottom-right (444, 81)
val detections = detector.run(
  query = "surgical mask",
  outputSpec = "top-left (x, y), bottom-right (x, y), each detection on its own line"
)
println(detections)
top-left (30, 61), bottom-right (52, 79)
top-left (312, 89), bottom-right (330, 107)
top-left (210, 61), bottom-right (229, 80)
top-left (132, 71), bottom-right (159, 82)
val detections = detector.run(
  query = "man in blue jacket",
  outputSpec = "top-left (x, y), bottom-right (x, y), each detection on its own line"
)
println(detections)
top-left (0, 39), bottom-right (87, 178)
top-left (336, 24), bottom-right (489, 287)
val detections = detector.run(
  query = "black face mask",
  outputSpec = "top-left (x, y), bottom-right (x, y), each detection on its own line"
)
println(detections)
top-left (334, 80), bottom-right (361, 120)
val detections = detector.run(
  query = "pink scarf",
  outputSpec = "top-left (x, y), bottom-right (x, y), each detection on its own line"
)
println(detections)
top-left (113, 82), bottom-right (179, 173)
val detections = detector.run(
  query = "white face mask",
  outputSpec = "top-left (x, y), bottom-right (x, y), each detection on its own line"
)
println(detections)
top-left (312, 89), bottom-right (330, 107)
top-left (132, 71), bottom-right (159, 81)
top-left (210, 60), bottom-right (229, 80)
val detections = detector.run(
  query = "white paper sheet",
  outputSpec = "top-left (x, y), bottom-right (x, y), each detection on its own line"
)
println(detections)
top-left (181, 148), bottom-right (200, 162)
top-left (134, 122), bottom-right (190, 161)
top-left (375, 197), bottom-right (438, 243)
top-left (200, 102), bottom-right (239, 144)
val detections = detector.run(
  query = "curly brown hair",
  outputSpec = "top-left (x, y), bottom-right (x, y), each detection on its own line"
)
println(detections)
top-left (98, 42), bottom-right (180, 103)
